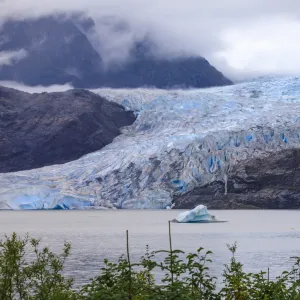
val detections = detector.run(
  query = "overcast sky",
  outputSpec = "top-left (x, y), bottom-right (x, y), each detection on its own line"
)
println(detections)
top-left (0, 0), bottom-right (300, 80)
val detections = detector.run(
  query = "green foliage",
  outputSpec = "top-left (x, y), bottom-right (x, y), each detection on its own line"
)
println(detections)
top-left (220, 243), bottom-right (300, 300)
top-left (0, 228), bottom-right (300, 299)
top-left (185, 247), bottom-right (218, 300)
top-left (0, 232), bottom-right (77, 300)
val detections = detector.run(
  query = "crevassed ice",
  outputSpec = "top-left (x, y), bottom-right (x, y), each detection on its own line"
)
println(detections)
top-left (1, 76), bottom-right (300, 209)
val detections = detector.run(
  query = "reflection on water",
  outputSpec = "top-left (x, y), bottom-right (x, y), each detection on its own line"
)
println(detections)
top-left (0, 209), bottom-right (300, 286)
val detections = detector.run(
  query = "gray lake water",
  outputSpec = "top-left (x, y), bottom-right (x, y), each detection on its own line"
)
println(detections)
top-left (0, 210), bottom-right (300, 286)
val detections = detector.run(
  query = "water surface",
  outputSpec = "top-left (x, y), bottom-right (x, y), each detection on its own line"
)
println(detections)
top-left (0, 210), bottom-right (299, 285)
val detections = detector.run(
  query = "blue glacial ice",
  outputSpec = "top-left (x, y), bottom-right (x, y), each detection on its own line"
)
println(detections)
top-left (173, 205), bottom-right (215, 223)
top-left (1, 76), bottom-right (300, 209)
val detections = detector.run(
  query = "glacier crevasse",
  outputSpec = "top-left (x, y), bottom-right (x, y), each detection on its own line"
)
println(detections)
top-left (1, 76), bottom-right (300, 209)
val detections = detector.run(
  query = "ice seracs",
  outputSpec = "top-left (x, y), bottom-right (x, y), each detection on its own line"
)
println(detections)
top-left (1, 76), bottom-right (300, 209)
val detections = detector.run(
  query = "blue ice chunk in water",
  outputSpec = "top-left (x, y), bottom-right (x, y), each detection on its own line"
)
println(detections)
top-left (174, 205), bottom-right (215, 223)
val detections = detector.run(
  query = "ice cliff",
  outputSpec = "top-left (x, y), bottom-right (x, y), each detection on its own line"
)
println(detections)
top-left (1, 76), bottom-right (300, 209)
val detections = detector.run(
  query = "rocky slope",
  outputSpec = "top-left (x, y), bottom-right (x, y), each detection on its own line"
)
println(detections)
top-left (0, 76), bottom-right (300, 209)
top-left (0, 86), bottom-right (135, 173)
top-left (0, 15), bottom-right (232, 89)
top-left (174, 149), bottom-right (300, 209)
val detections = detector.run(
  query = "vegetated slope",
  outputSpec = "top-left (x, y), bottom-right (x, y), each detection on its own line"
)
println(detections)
top-left (0, 86), bottom-right (135, 172)
top-left (0, 15), bottom-right (232, 88)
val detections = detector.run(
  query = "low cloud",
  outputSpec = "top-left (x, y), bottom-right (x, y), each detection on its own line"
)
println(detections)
top-left (0, 49), bottom-right (27, 66)
top-left (0, 0), bottom-right (300, 79)
top-left (213, 17), bottom-right (300, 80)
top-left (0, 81), bottom-right (74, 93)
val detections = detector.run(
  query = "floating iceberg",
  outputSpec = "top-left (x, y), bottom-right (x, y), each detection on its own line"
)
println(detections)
top-left (173, 205), bottom-right (223, 223)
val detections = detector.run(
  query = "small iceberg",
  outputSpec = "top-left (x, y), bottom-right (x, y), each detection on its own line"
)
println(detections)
top-left (172, 205), bottom-right (226, 223)
top-left (166, 203), bottom-right (175, 210)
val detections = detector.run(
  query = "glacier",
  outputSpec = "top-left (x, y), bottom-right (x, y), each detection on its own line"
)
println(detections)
top-left (1, 76), bottom-right (300, 209)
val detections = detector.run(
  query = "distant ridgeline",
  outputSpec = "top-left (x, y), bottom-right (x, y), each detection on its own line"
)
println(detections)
top-left (0, 15), bottom-right (232, 88)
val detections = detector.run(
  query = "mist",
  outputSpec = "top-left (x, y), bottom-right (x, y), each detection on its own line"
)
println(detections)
top-left (0, 49), bottom-right (27, 66)
top-left (0, 81), bottom-right (74, 93)
top-left (0, 0), bottom-right (300, 79)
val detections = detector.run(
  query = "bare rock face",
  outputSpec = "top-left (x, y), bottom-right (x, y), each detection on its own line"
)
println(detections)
top-left (0, 86), bottom-right (136, 173)
top-left (174, 149), bottom-right (300, 209)
top-left (0, 15), bottom-right (232, 89)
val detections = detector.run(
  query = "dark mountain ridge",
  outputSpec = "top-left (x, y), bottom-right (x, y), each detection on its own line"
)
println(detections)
top-left (0, 15), bottom-right (232, 88)
top-left (0, 85), bottom-right (135, 173)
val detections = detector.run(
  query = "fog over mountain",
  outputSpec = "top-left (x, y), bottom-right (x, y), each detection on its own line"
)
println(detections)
top-left (0, 0), bottom-right (300, 80)
top-left (1, 1), bottom-right (300, 210)
top-left (0, 14), bottom-right (232, 88)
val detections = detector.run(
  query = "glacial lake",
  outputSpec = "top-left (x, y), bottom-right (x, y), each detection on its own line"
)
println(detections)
top-left (0, 210), bottom-right (300, 286)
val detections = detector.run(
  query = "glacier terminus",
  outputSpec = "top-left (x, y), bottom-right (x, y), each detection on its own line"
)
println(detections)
top-left (1, 76), bottom-right (300, 209)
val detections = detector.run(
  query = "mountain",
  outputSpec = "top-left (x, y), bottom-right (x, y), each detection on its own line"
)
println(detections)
top-left (0, 15), bottom-right (232, 88)
top-left (0, 86), bottom-right (135, 173)
top-left (1, 76), bottom-right (300, 210)
top-left (0, 16), bottom-right (104, 87)
top-left (103, 55), bottom-right (231, 89)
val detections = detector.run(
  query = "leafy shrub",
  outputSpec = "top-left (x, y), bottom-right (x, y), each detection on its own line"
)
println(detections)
top-left (0, 233), bottom-right (77, 300)
top-left (0, 223), bottom-right (300, 299)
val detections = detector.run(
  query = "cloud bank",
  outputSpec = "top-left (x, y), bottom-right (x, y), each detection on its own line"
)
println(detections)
top-left (0, 81), bottom-right (74, 93)
top-left (0, 0), bottom-right (300, 79)
top-left (0, 49), bottom-right (27, 66)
